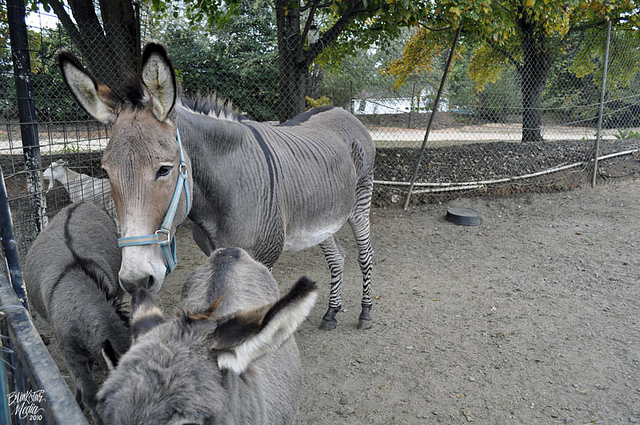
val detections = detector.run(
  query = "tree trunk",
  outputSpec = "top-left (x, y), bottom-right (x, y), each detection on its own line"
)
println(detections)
top-left (517, 12), bottom-right (553, 142)
top-left (274, 0), bottom-right (367, 122)
top-left (278, 59), bottom-right (309, 122)
top-left (50, 0), bottom-right (140, 93)
top-left (275, 0), bottom-right (308, 122)
top-left (99, 0), bottom-right (140, 85)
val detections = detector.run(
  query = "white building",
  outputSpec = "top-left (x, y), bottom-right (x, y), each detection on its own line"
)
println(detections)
top-left (351, 96), bottom-right (448, 115)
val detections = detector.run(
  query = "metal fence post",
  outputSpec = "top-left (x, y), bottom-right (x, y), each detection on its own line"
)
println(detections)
top-left (7, 0), bottom-right (48, 235)
top-left (403, 24), bottom-right (462, 209)
top-left (591, 20), bottom-right (612, 188)
top-left (0, 166), bottom-right (28, 310)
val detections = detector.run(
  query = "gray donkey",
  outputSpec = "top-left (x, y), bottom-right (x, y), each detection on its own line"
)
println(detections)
top-left (24, 202), bottom-right (130, 423)
top-left (96, 247), bottom-right (317, 425)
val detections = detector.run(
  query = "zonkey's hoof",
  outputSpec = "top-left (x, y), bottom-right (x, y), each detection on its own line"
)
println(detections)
top-left (357, 319), bottom-right (372, 330)
top-left (319, 318), bottom-right (337, 331)
top-left (320, 307), bottom-right (340, 331)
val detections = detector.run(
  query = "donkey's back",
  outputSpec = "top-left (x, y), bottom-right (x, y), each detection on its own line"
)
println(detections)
top-left (24, 203), bottom-right (130, 422)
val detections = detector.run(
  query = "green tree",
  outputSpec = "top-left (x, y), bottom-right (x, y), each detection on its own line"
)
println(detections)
top-left (319, 29), bottom-right (415, 110)
top-left (384, 0), bottom-right (640, 142)
top-left (153, 4), bottom-right (280, 121)
top-left (152, 0), bottom-right (425, 122)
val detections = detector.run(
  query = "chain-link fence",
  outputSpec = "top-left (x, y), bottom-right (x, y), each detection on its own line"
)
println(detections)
top-left (1, 3), bottom-right (640, 257)
top-left (323, 22), bottom-right (640, 207)
top-left (1, 3), bottom-right (640, 422)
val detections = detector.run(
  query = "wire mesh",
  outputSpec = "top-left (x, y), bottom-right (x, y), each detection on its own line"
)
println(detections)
top-left (1, 4), bottom-right (640, 423)
top-left (0, 3), bottom-right (638, 256)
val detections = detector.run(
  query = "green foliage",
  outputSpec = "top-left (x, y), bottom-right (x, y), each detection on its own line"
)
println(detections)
top-left (306, 95), bottom-right (331, 108)
top-left (475, 67), bottom-right (521, 122)
top-left (447, 48), bottom-right (477, 109)
top-left (319, 30), bottom-right (417, 110)
top-left (315, 0), bottom-right (429, 64)
top-left (1, 16), bottom-right (83, 123)
top-left (385, 0), bottom-right (640, 91)
top-left (467, 44), bottom-right (512, 91)
top-left (151, 0), bottom-right (426, 70)
top-left (614, 128), bottom-right (640, 139)
top-left (151, 0), bottom-right (280, 121)
top-left (382, 27), bottom-right (444, 89)
top-left (60, 143), bottom-right (81, 154)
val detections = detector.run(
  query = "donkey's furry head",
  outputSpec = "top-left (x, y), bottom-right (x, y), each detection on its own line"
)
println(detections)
top-left (97, 247), bottom-right (316, 425)
top-left (58, 42), bottom-right (192, 296)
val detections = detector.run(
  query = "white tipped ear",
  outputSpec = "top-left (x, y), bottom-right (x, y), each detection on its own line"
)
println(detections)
top-left (58, 50), bottom-right (121, 125)
top-left (101, 340), bottom-right (119, 371)
top-left (131, 287), bottom-right (166, 340)
top-left (141, 42), bottom-right (176, 122)
top-left (216, 277), bottom-right (317, 375)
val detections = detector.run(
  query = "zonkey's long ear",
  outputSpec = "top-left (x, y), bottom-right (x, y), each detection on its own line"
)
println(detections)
top-left (141, 42), bottom-right (177, 122)
top-left (57, 49), bottom-right (122, 125)
top-left (214, 277), bottom-right (317, 375)
top-left (131, 287), bottom-right (165, 341)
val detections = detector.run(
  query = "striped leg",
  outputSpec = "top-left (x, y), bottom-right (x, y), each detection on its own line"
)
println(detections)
top-left (349, 179), bottom-right (374, 330)
top-left (319, 234), bottom-right (345, 330)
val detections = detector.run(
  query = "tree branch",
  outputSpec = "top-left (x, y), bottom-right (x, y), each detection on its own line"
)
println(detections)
top-left (417, 22), bottom-right (453, 32)
top-left (567, 16), bottom-right (623, 35)
top-left (300, 0), bottom-right (321, 48)
top-left (47, 0), bottom-right (84, 51)
top-left (305, 0), bottom-right (387, 65)
top-left (483, 36), bottom-right (522, 73)
top-left (300, 0), bottom-right (332, 13)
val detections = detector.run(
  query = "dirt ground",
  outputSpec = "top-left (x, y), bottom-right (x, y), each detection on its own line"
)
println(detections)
top-left (29, 178), bottom-right (640, 424)
top-left (147, 179), bottom-right (640, 424)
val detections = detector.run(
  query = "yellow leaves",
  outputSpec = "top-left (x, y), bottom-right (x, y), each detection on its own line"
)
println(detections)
top-left (525, 0), bottom-right (535, 6)
top-left (306, 96), bottom-right (331, 109)
top-left (468, 44), bottom-right (510, 92)
top-left (450, 6), bottom-right (462, 16)
top-left (381, 28), bottom-right (443, 89)
top-left (569, 44), bottom-right (596, 78)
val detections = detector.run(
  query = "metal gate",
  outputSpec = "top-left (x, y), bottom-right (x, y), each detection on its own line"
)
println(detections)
top-left (0, 165), bottom-right (87, 425)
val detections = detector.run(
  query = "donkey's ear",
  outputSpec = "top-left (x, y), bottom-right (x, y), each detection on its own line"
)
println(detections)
top-left (141, 42), bottom-right (177, 122)
top-left (131, 287), bottom-right (165, 340)
top-left (58, 49), bottom-right (122, 125)
top-left (214, 277), bottom-right (317, 375)
top-left (102, 340), bottom-right (119, 371)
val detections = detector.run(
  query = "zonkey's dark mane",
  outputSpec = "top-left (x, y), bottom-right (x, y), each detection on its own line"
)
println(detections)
top-left (122, 75), bottom-right (147, 107)
top-left (179, 91), bottom-right (244, 122)
top-left (121, 76), bottom-right (243, 122)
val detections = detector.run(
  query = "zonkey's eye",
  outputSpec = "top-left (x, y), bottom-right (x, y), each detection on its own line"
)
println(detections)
top-left (156, 165), bottom-right (173, 179)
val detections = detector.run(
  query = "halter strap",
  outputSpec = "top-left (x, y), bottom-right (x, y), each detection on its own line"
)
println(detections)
top-left (117, 128), bottom-right (192, 273)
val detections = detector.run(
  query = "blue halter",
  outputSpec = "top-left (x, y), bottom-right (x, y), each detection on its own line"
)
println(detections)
top-left (117, 128), bottom-right (192, 273)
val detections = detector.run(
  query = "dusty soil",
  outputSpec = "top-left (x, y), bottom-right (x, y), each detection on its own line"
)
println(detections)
top-left (143, 178), bottom-right (640, 424)
top-left (25, 177), bottom-right (640, 424)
